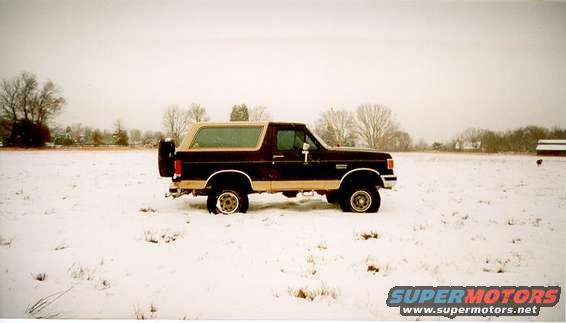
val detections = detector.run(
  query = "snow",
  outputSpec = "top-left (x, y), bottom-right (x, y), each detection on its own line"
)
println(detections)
top-left (0, 150), bottom-right (564, 320)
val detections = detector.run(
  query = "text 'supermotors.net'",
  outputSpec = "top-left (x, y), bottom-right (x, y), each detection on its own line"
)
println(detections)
top-left (386, 286), bottom-right (561, 319)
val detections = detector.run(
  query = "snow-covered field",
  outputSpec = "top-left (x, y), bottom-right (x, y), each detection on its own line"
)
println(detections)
top-left (0, 150), bottom-right (564, 320)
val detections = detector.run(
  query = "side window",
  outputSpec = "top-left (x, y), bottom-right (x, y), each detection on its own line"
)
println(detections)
top-left (190, 126), bottom-right (263, 148)
top-left (276, 130), bottom-right (296, 151)
top-left (276, 130), bottom-right (318, 151)
top-left (305, 134), bottom-right (318, 150)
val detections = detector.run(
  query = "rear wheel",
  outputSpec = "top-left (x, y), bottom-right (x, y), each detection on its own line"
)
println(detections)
top-left (339, 186), bottom-right (380, 213)
top-left (207, 187), bottom-right (249, 214)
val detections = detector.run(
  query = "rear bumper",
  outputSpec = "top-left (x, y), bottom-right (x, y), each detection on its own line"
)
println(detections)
top-left (381, 175), bottom-right (397, 189)
top-left (167, 183), bottom-right (189, 198)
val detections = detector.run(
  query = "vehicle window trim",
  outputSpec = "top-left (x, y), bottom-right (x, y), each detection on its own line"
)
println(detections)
top-left (187, 124), bottom-right (268, 151)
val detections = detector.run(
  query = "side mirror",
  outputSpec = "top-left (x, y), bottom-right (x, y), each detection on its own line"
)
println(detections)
top-left (301, 143), bottom-right (310, 163)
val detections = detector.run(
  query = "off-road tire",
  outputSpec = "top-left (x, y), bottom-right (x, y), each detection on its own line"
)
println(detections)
top-left (207, 187), bottom-right (249, 214)
top-left (339, 186), bottom-right (380, 213)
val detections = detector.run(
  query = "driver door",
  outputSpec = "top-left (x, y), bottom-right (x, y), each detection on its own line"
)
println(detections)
top-left (271, 126), bottom-right (320, 190)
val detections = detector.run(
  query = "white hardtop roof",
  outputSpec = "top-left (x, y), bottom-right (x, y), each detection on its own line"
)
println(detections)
top-left (192, 121), bottom-right (270, 127)
top-left (537, 139), bottom-right (566, 145)
top-left (536, 144), bottom-right (566, 151)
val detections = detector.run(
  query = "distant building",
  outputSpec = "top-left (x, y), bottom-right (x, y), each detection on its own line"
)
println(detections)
top-left (536, 139), bottom-right (566, 156)
top-left (455, 140), bottom-right (481, 151)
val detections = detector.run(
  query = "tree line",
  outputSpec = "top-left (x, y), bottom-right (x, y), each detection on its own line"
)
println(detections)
top-left (162, 103), bottom-right (411, 151)
top-left (49, 121), bottom-right (164, 148)
top-left (1, 72), bottom-right (564, 151)
top-left (435, 126), bottom-right (566, 153)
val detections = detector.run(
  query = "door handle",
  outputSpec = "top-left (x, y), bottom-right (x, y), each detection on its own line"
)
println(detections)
top-left (273, 154), bottom-right (285, 159)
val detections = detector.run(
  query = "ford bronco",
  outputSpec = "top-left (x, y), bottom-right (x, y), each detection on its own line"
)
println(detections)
top-left (158, 122), bottom-right (396, 214)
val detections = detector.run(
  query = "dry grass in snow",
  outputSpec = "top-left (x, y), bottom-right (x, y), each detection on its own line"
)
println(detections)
top-left (0, 151), bottom-right (564, 320)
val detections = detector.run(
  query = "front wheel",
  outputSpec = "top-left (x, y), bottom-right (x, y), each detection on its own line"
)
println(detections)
top-left (339, 186), bottom-right (380, 213)
top-left (207, 188), bottom-right (249, 214)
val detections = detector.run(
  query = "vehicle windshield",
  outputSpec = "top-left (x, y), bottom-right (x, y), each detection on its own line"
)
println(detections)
top-left (307, 126), bottom-right (331, 149)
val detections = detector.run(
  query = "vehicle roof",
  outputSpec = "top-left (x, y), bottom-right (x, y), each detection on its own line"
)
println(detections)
top-left (537, 139), bottom-right (566, 145)
top-left (191, 121), bottom-right (305, 127)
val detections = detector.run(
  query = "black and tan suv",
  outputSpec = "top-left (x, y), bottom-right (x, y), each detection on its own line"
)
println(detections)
top-left (158, 122), bottom-right (396, 214)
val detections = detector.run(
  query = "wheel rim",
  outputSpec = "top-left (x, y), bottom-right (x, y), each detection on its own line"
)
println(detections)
top-left (217, 192), bottom-right (239, 214)
top-left (350, 190), bottom-right (372, 212)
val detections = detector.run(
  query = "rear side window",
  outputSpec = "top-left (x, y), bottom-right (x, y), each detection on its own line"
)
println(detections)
top-left (190, 126), bottom-right (263, 148)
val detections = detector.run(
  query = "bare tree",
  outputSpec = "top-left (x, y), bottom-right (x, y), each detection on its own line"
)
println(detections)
top-left (129, 128), bottom-right (142, 145)
top-left (1, 72), bottom-right (64, 124)
top-left (186, 103), bottom-right (209, 123)
top-left (0, 72), bottom-right (65, 146)
top-left (30, 80), bottom-right (65, 125)
top-left (0, 77), bottom-right (22, 123)
top-left (314, 108), bottom-right (356, 147)
top-left (142, 130), bottom-right (163, 148)
top-left (414, 138), bottom-right (429, 151)
top-left (249, 105), bottom-right (271, 121)
top-left (15, 72), bottom-right (38, 121)
top-left (453, 127), bottom-right (487, 151)
top-left (162, 105), bottom-right (189, 145)
top-left (83, 126), bottom-right (93, 144)
top-left (386, 130), bottom-right (413, 151)
top-left (70, 123), bottom-right (84, 143)
top-left (92, 129), bottom-right (103, 146)
top-left (460, 128), bottom-right (485, 142)
top-left (354, 103), bottom-right (398, 149)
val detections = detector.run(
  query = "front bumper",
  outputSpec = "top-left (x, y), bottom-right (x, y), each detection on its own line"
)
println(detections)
top-left (381, 175), bottom-right (397, 189)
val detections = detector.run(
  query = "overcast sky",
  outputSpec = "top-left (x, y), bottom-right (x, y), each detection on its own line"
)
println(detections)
top-left (1, 0), bottom-right (565, 142)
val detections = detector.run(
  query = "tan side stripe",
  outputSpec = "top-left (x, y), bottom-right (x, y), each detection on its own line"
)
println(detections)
top-left (252, 181), bottom-right (270, 191)
top-left (176, 180), bottom-right (207, 190)
top-left (270, 180), bottom-right (340, 191)
top-left (173, 180), bottom-right (340, 192)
